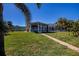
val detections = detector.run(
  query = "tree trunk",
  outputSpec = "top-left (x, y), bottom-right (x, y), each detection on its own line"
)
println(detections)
top-left (0, 3), bottom-right (6, 56)
top-left (15, 3), bottom-right (31, 32)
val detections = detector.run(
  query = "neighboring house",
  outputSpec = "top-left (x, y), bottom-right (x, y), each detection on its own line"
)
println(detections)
top-left (30, 22), bottom-right (55, 33)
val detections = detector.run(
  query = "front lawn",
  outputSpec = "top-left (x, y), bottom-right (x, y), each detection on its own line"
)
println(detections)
top-left (5, 32), bottom-right (79, 56)
top-left (46, 32), bottom-right (79, 47)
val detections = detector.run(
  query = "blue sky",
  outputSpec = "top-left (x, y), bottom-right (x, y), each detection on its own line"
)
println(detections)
top-left (3, 3), bottom-right (79, 26)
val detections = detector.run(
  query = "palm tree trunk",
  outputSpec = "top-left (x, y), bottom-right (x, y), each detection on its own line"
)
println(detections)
top-left (0, 3), bottom-right (6, 56)
top-left (15, 3), bottom-right (31, 32)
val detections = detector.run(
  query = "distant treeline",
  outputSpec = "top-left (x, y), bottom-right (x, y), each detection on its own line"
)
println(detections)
top-left (4, 21), bottom-right (26, 33)
top-left (14, 26), bottom-right (25, 31)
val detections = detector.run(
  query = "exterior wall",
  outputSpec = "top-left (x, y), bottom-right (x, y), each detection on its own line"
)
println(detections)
top-left (41, 25), bottom-right (48, 32)
top-left (48, 24), bottom-right (56, 32)
top-left (30, 25), bottom-right (38, 32)
top-left (30, 23), bottom-right (48, 32)
top-left (30, 22), bottom-right (55, 33)
top-left (48, 26), bottom-right (54, 32)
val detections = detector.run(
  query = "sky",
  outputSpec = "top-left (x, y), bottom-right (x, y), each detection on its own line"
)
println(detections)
top-left (3, 3), bottom-right (79, 26)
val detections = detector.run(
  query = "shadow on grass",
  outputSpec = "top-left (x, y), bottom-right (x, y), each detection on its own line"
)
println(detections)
top-left (42, 32), bottom-right (56, 33)
top-left (34, 32), bottom-right (56, 34)
top-left (4, 33), bottom-right (11, 36)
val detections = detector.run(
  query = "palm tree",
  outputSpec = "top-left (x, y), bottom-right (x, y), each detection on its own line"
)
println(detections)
top-left (15, 3), bottom-right (41, 32)
top-left (15, 3), bottom-right (31, 32)
top-left (0, 3), bottom-right (41, 56)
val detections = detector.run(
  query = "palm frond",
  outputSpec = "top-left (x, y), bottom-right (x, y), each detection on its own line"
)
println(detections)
top-left (36, 3), bottom-right (41, 8)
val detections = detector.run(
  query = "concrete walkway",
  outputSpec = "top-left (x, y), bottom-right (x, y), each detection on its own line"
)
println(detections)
top-left (41, 33), bottom-right (79, 53)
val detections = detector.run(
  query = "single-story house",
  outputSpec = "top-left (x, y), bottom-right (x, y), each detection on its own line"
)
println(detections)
top-left (30, 22), bottom-right (55, 33)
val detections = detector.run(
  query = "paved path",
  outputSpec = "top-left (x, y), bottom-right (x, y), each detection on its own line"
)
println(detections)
top-left (41, 33), bottom-right (79, 53)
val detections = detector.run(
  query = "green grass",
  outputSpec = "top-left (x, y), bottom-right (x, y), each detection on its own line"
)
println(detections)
top-left (46, 32), bottom-right (79, 47)
top-left (5, 32), bottom-right (79, 56)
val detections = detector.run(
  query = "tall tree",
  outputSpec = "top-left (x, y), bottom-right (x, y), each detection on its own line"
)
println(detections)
top-left (56, 17), bottom-right (68, 31)
top-left (4, 21), bottom-right (9, 34)
top-left (66, 20), bottom-right (74, 32)
top-left (15, 3), bottom-right (41, 32)
top-left (0, 3), bottom-right (6, 56)
top-left (72, 20), bottom-right (79, 37)
top-left (15, 3), bottom-right (31, 32)
top-left (7, 21), bottom-right (14, 32)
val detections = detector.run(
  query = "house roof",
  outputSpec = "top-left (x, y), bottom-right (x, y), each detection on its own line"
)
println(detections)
top-left (31, 22), bottom-right (48, 25)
